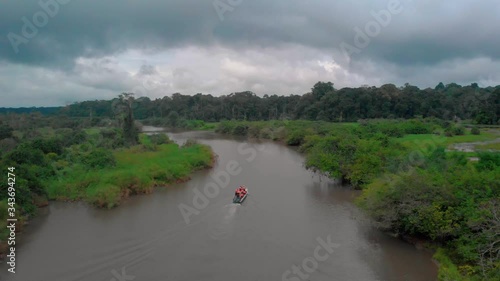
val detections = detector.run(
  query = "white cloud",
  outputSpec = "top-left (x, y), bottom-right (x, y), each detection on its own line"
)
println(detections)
top-left (1, 45), bottom-right (500, 107)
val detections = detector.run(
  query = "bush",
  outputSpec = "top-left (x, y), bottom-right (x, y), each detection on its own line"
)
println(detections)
top-left (5, 145), bottom-right (46, 166)
top-left (470, 127), bottom-right (480, 135)
top-left (402, 120), bottom-right (433, 134)
top-left (215, 121), bottom-right (235, 134)
top-left (286, 130), bottom-right (305, 146)
top-left (98, 128), bottom-right (125, 148)
top-left (149, 133), bottom-right (171, 145)
top-left (183, 139), bottom-right (198, 147)
top-left (85, 183), bottom-right (121, 209)
top-left (82, 148), bottom-right (116, 169)
top-left (476, 152), bottom-right (500, 171)
top-left (434, 248), bottom-right (468, 281)
top-left (444, 125), bottom-right (465, 137)
top-left (247, 124), bottom-right (263, 138)
top-left (232, 124), bottom-right (249, 136)
top-left (453, 125), bottom-right (465, 136)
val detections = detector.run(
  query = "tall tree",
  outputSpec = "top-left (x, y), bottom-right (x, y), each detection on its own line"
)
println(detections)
top-left (112, 93), bottom-right (138, 145)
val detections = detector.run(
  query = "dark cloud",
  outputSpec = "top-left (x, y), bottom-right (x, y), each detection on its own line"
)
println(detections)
top-left (2, 0), bottom-right (499, 67)
top-left (0, 0), bottom-right (499, 106)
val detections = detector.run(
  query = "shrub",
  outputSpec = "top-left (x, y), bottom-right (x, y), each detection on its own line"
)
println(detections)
top-left (99, 128), bottom-right (125, 148)
top-left (85, 183), bottom-right (121, 209)
top-left (215, 121), bottom-right (235, 134)
top-left (434, 248), bottom-right (468, 281)
top-left (82, 148), bottom-right (116, 169)
top-left (453, 125), bottom-right (465, 136)
top-left (6, 145), bottom-right (46, 166)
top-left (476, 152), bottom-right (500, 171)
top-left (149, 133), bottom-right (171, 145)
top-left (183, 139), bottom-right (198, 147)
top-left (286, 130), bottom-right (306, 146)
top-left (402, 120), bottom-right (433, 134)
top-left (32, 138), bottom-right (62, 154)
top-left (232, 124), bottom-right (249, 136)
top-left (470, 127), bottom-right (480, 135)
top-left (247, 124), bottom-right (262, 138)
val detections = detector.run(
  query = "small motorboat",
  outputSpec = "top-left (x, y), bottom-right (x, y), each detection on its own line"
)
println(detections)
top-left (233, 186), bottom-right (248, 204)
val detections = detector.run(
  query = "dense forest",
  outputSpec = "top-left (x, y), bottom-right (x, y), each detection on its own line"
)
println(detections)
top-left (2, 82), bottom-right (499, 125)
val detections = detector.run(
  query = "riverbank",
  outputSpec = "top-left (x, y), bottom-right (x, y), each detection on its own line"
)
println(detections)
top-left (0, 132), bottom-right (215, 260)
top-left (44, 141), bottom-right (214, 208)
top-left (214, 119), bottom-right (500, 281)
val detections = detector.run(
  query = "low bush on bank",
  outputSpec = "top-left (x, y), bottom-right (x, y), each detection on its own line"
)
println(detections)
top-left (358, 150), bottom-right (500, 280)
top-left (141, 118), bottom-right (217, 131)
top-left (434, 248), bottom-right (470, 281)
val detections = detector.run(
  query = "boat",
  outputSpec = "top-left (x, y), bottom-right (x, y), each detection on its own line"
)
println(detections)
top-left (233, 187), bottom-right (248, 204)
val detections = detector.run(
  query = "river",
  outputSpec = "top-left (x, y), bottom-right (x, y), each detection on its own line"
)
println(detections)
top-left (0, 130), bottom-right (437, 281)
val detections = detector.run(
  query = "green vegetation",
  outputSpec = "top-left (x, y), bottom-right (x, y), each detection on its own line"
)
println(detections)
top-left (0, 95), bottom-right (215, 257)
top-left (215, 119), bottom-right (500, 280)
top-left (16, 82), bottom-right (499, 126)
top-left (46, 139), bottom-right (213, 208)
top-left (142, 118), bottom-right (218, 131)
top-left (397, 131), bottom-right (498, 148)
top-left (0, 129), bottom-right (214, 258)
top-left (434, 248), bottom-right (471, 281)
top-left (476, 142), bottom-right (500, 151)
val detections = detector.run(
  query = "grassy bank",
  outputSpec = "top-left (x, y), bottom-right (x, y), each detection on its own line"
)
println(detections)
top-left (214, 119), bottom-right (499, 280)
top-left (45, 138), bottom-right (213, 208)
top-left (396, 130), bottom-right (498, 147)
top-left (0, 129), bottom-right (214, 259)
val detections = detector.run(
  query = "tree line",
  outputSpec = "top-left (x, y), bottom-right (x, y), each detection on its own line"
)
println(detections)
top-left (3, 82), bottom-right (498, 125)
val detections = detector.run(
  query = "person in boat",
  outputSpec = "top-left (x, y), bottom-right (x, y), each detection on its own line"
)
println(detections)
top-left (235, 186), bottom-right (242, 197)
top-left (235, 186), bottom-right (245, 198)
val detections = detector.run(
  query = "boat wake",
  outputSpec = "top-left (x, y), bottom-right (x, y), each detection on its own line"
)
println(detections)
top-left (208, 204), bottom-right (239, 240)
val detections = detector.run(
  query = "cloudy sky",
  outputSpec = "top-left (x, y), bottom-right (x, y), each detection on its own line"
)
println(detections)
top-left (1, 0), bottom-right (499, 107)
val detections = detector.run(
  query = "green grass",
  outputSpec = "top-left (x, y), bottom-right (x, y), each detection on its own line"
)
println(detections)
top-left (476, 142), bottom-right (500, 150)
top-left (45, 143), bottom-right (213, 208)
top-left (434, 248), bottom-right (473, 281)
top-left (194, 122), bottom-right (218, 130)
top-left (397, 129), bottom-right (499, 150)
top-left (138, 134), bottom-right (153, 146)
top-left (444, 132), bottom-right (497, 145)
top-left (84, 128), bottom-right (102, 135)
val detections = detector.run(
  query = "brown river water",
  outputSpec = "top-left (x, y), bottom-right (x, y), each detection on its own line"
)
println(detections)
top-left (0, 129), bottom-right (437, 281)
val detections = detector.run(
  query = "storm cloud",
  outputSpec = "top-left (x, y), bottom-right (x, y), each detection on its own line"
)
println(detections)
top-left (1, 0), bottom-right (499, 106)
